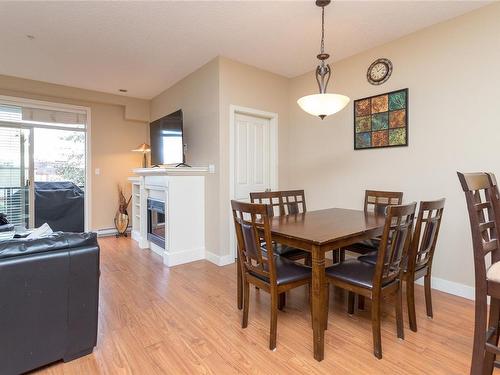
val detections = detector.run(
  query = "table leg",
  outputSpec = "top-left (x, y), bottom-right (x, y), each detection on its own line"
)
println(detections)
top-left (237, 254), bottom-right (243, 310)
top-left (311, 244), bottom-right (326, 361)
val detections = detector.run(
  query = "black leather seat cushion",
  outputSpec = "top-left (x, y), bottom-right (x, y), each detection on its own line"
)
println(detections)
top-left (357, 252), bottom-right (378, 266)
top-left (358, 252), bottom-right (419, 273)
top-left (250, 257), bottom-right (311, 286)
top-left (326, 259), bottom-right (377, 289)
top-left (262, 242), bottom-right (306, 258)
top-left (0, 232), bottom-right (97, 259)
top-left (345, 238), bottom-right (380, 255)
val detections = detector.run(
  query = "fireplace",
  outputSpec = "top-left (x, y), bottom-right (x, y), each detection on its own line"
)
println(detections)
top-left (147, 198), bottom-right (165, 248)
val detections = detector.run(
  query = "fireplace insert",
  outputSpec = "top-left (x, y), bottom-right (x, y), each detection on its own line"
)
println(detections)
top-left (147, 198), bottom-right (165, 248)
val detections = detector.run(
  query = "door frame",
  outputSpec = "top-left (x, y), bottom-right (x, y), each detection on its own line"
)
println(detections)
top-left (228, 105), bottom-right (278, 260)
top-left (0, 95), bottom-right (92, 232)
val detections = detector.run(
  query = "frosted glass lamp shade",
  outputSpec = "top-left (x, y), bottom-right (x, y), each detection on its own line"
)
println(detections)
top-left (297, 93), bottom-right (350, 119)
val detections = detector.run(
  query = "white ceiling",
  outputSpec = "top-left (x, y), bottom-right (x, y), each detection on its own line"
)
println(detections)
top-left (0, 1), bottom-right (489, 99)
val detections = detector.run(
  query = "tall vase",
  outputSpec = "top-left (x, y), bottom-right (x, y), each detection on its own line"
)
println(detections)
top-left (114, 212), bottom-right (129, 237)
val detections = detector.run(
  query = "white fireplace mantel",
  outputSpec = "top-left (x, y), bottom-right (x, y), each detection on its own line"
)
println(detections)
top-left (129, 168), bottom-right (205, 267)
top-left (132, 165), bottom-right (211, 176)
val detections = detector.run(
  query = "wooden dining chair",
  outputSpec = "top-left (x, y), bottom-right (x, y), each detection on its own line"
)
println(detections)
top-left (458, 172), bottom-right (500, 375)
top-left (231, 200), bottom-right (311, 350)
top-left (280, 189), bottom-right (307, 215)
top-left (340, 190), bottom-right (404, 261)
top-left (326, 202), bottom-right (416, 359)
top-left (359, 198), bottom-right (445, 332)
top-left (249, 191), bottom-right (285, 216)
top-left (249, 190), bottom-right (309, 263)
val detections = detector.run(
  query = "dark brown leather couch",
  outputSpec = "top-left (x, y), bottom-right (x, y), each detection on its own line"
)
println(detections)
top-left (0, 232), bottom-right (100, 375)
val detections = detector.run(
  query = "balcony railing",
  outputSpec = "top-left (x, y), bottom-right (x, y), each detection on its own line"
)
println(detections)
top-left (0, 186), bottom-right (29, 227)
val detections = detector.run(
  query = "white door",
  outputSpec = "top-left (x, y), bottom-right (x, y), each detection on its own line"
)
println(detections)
top-left (234, 113), bottom-right (271, 201)
top-left (229, 107), bottom-right (278, 260)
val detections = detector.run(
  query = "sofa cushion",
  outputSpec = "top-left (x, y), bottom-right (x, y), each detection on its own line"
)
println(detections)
top-left (0, 232), bottom-right (97, 259)
top-left (0, 224), bottom-right (14, 233)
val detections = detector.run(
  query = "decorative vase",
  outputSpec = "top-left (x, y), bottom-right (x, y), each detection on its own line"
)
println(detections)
top-left (114, 212), bottom-right (129, 237)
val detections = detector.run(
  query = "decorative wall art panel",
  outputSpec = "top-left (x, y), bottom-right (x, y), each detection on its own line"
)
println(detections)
top-left (354, 89), bottom-right (408, 150)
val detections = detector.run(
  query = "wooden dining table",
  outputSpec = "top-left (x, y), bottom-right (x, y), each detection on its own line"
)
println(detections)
top-left (261, 207), bottom-right (386, 361)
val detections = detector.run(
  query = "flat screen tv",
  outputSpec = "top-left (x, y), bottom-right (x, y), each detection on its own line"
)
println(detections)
top-left (150, 109), bottom-right (186, 166)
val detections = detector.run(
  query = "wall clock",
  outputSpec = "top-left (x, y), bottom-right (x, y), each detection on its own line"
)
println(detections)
top-left (367, 58), bottom-right (393, 85)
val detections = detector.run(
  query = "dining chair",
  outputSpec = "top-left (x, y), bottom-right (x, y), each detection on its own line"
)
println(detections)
top-left (249, 190), bottom-right (309, 263)
top-left (325, 201), bottom-right (416, 359)
top-left (340, 190), bottom-right (404, 260)
top-left (231, 200), bottom-right (311, 350)
top-left (359, 198), bottom-right (445, 332)
top-left (458, 172), bottom-right (500, 375)
top-left (280, 189), bottom-right (307, 215)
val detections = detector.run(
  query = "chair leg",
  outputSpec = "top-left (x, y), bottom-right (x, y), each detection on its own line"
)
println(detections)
top-left (395, 282), bottom-right (404, 340)
top-left (278, 292), bottom-right (286, 311)
top-left (348, 291), bottom-right (355, 315)
top-left (333, 250), bottom-right (339, 264)
top-left (237, 259), bottom-right (243, 310)
top-left (484, 297), bottom-right (500, 375)
top-left (424, 274), bottom-right (433, 318)
top-left (270, 290), bottom-right (278, 350)
top-left (358, 295), bottom-right (365, 311)
top-left (371, 297), bottom-right (382, 359)
top-left (340, 249), bottom-right (346, 262)
top-left (305, 254), bottom-right (312, 267)
top-left (471, 292), bottom-right (488, 375)
top-left (242, 280), bottom-right (250, 328)
top-left (407, 278), bottom-right (417, 332)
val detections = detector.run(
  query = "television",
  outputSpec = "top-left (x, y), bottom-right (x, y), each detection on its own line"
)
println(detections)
top-left (150, 109), bottom-right (186, 166)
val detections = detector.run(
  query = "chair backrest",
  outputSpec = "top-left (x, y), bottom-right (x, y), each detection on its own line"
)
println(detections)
top-left (365, 190), bottom-right (404, 216)
top-left (249, 191), bottom-right (284, 217)
top-left (407, 198), bottom-right (445, 274)
top-left (231, 200), bottom-right (277, 284)
top-left (280, 190), bottom-right (307, 215)
top-left (374, 202), bottom-right (417, 287)
top-left (458, 172), bottom-right (500, 292)
top-left (249, 190), bottom-right (307, 216)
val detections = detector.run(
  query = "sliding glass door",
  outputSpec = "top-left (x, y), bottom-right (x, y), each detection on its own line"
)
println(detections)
top-left (0, 99), bottom-right (88, 231)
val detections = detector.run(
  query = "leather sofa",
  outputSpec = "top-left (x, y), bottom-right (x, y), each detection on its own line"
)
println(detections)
top-left (0, 232), bottom-right (100, 375)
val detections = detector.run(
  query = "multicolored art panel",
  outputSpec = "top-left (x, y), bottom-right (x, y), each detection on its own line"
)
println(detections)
top-left (354, 89), bottom-right (408, 150)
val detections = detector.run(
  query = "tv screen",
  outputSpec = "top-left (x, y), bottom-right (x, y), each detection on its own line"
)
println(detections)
top-left (150, 109), bottom-right (184, 166)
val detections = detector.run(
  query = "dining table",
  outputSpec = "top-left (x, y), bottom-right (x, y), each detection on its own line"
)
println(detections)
top-left (238, 207), bottom-right (387, 361)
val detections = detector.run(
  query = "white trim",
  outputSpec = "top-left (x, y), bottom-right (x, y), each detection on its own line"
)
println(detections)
top-left (416, 276), bottom-right (475, 301)
top-left (0, 95), bottom-right (87, 114)
top-left (206, 251), bottom-right (235, 266)
top-left (0, 94), bottom-right (92, 232)
top-left (164, 247), bottom-right (205, 267)
top-left (96, 226), bottom-right (131, 237)
top-left (228, 105), bottom-right (279, 260)
top-left (84, 107), bottom-right (92, 232)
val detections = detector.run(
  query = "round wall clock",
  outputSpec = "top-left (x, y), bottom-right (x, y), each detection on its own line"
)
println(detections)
top-left (367, 58), bottom-right (393, 85)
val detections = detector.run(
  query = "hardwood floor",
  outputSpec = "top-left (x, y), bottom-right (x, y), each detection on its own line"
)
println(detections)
top-left (33, 237), bottom-right (496, 374)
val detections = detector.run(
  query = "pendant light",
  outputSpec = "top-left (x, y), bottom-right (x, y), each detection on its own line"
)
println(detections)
top-left (297, 0), bottom-right (349, 120)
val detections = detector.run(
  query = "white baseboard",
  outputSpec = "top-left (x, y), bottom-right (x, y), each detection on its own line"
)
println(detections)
top-left (164, 247), bottom-right (205, 267)
top-left (96, 226), bottom-right (131, 237)
top-left (205, 251), bottom-right (235, 266)
top-left (417, 276), bottom-right (475, 301)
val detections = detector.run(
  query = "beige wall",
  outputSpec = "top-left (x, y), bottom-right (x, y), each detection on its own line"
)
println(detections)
top-left (0, 75), bottom-right (150, 230)
top-left (150, 57), bottom-right (290, 257)
top-left (218, 57), bottom-right (289, 256)
top-left (150, 58), bottom-right (220, 255)
top-left (287, 3), bottom-right (500, 288)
